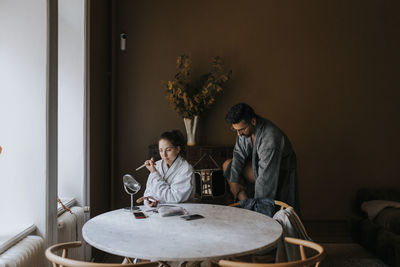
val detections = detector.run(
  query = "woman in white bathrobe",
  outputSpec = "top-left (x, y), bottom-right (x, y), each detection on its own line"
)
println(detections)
top-left (142, 130), bottom-right (195, 207)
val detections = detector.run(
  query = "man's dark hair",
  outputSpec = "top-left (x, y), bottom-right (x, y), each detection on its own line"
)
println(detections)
top-left (225, 103), bottom-right (256, 124)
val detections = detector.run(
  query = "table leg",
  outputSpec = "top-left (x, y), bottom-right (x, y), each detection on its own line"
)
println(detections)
top-left (208, 260), bottom-right (219, 267)
top-left (124, 257), bottom-right (134, 263)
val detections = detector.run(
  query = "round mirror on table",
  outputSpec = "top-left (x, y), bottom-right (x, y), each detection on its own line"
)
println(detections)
top-left (123, 174), bottom-right (141, 211)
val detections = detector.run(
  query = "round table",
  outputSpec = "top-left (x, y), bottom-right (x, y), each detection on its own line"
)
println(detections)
top-left (82, 203), bottom-right (282, 261)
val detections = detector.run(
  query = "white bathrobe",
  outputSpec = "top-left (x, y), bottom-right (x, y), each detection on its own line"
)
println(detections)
top-left (143, 155), bottom-right (195, 204)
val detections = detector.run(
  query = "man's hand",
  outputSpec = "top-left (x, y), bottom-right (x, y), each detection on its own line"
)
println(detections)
top-left (230, 182), bottom-right (247, 201)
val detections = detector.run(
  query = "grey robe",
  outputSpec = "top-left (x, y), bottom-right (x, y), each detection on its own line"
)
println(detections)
top-left (224, 116), bottom-right (298, 209)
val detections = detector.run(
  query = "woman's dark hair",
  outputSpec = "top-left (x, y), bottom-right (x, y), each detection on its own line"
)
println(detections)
top-left (225, 103), bottom-right (256, 124)
top-left (159, 130), bottom-right (186, 156)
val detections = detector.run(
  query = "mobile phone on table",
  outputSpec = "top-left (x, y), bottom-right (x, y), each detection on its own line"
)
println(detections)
top-left (181, 214), bottom-right (204, 221)
top-left (133, 211), bottom-right (147, 219)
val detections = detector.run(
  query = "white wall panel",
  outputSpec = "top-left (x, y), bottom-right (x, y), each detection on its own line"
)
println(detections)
top-left (0, 0), bottom-right (48, 236)
top-left (58, 0), bottom-right (86, 206)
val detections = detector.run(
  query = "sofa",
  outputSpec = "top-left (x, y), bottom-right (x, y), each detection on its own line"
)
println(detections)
top-left (350, 188), bottom-right (400, 267)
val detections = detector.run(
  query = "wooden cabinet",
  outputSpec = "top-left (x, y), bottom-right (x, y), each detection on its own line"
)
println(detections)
top-left (186, 145), bottom-right (233, 170)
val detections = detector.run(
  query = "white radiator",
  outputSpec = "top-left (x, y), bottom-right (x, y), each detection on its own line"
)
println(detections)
top-left (57, 206), bottom-right (90, 261)
top-left (0, 235), bottom-right (44, 267)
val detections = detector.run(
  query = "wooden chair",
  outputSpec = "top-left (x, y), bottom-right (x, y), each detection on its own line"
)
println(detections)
top-left (273, 201), bottom-right (289, 210)
top-left (228, 200), bottom-right (289, 211)
top-left (227, 201), bottom-right (310, 264)
top-left (45, 241), bottom-right (159, 267)
top-left (218, 237), bottom-right (325, 267)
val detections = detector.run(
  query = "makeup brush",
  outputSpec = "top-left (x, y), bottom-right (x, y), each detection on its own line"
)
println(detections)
top-left (136, 157), bottom-right (155, 171)
top-left (135, 163), bottom-right (146, 171)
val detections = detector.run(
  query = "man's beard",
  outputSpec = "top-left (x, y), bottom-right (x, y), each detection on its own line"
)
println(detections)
top-left (242, 125), bottom-right (255, 137)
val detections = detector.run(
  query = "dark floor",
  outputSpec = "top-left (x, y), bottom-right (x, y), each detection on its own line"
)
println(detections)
top-left (320, 243), bottom-right (387, 267)
top-left (304, 220), bottom-right (388, 267)
top-left (303, 220), bottom-right (353, 243)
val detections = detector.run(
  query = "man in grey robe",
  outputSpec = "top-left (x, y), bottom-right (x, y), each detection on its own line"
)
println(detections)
top-left (223, 103), bottom-right (298, 210)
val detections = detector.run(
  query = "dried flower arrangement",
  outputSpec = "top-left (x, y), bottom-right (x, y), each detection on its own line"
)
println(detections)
top-left (164, 54), bottom-right (231, 119)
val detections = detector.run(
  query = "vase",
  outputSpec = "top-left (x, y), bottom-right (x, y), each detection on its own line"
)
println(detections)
top-left (183, 115), bottom-right (199, 146)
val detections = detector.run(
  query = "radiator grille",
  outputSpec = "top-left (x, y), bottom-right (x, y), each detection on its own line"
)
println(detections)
top-left (0, 235), bottom-right (44, 267)
top-left (57, 206), bottom-right (89, 261)
top-left (0, 206), bottom-right (89, 266)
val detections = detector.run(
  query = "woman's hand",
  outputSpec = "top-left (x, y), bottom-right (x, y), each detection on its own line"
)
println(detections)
top-left (144, 196), bottom-right (159, 207)
top-left (145, 157), bottom-right (156, 173)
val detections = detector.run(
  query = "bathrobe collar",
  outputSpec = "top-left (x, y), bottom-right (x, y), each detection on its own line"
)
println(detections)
top-left (161, 155), bottom-right (183, 180)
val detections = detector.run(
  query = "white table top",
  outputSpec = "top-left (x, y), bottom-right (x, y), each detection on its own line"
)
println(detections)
top-left (82, 203), bottom-right (282, 261)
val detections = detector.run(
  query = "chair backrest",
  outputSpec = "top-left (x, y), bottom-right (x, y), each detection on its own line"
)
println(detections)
top-left (229, 200), bottom-right (288, 209)
top-left (45, 241), bottom-right (159, 267)
top-left (218, 237), bottom-right (325, 267)
top-left (274, 200), bottom-right (289, 210)
top-left (273, 206), bottom-right (311, 241)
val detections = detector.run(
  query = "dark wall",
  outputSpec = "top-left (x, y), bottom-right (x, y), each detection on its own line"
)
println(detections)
top-left (89, 0), bottom-right (112, 218)
top-left (106, 0), bottom-right (400, 220)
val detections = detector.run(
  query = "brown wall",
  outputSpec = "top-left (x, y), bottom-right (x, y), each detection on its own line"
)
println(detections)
top-left (108, 0), bottom-right (400, 220)
top-left (89, 0), bottom-right (112, 218)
